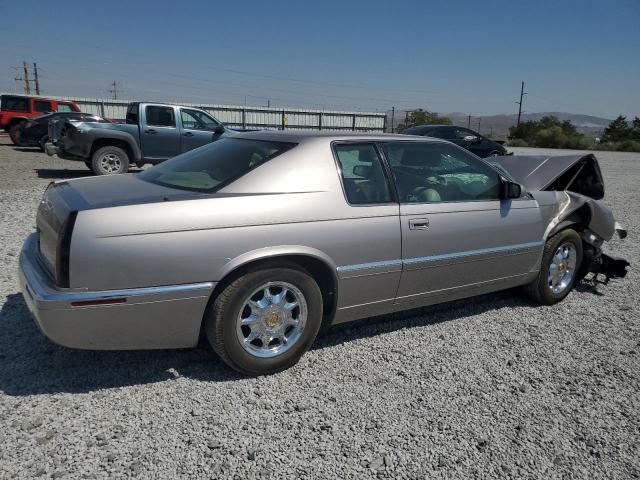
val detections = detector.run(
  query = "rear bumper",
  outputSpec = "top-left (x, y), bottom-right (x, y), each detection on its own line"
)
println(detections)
top-left (19, 233), bottom-right (216, 350)
top-left (44, 142), bottom-right (85, 161)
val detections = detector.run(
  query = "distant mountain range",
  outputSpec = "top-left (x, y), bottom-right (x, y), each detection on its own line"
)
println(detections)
top-left (390, 110), bottom-right (612, 139)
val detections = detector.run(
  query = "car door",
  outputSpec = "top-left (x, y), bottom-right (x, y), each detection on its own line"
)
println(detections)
top-left (380, 140), bottom-right (544, 306)
top-left (140, 105), bottom-right (181, 161)
top-left (179, 108), bottom-right (222, 153)
top-left (331, 142), bottom-right (402, 321)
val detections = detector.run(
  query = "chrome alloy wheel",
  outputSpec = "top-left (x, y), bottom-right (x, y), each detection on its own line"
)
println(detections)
top-left (236, 282), bottom-right (307, 358)
top-left (548, 242), bottom-right (577, 294)
top-left (99, 152), bottom-right (122, 174)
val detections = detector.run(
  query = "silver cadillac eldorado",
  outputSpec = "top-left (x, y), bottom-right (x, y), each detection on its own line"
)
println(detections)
top-left (19, 131), bottom-right (628, 375)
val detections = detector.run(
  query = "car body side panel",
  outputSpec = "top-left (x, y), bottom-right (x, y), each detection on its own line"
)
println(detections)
top-left (397, 198), bottom-right (544, 301)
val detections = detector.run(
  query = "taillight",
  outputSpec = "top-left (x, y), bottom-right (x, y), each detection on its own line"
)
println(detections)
top-left (56, 211), bottom-right (77, 288)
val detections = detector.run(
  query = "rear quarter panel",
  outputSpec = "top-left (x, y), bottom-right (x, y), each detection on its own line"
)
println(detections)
top-left (69, 139), bottom-right (401, 311)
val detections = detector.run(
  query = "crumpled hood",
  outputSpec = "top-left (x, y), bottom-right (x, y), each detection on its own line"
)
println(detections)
top-left (491, 153), bottom-right (605, 199)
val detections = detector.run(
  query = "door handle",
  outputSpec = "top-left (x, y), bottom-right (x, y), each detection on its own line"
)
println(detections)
top-left (409, 218), bottom-right (429, 230)
top-left (183, 132), bottom-right (194, 137)
top-left (145, 129), bottom-right (157, 134)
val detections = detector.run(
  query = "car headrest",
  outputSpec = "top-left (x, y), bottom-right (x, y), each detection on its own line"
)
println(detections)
top-left (400, 149), bottom-right (425, 166)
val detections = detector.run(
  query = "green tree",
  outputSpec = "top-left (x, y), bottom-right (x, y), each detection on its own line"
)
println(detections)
top-left (602, 115), bottom-right (631, 143)
top-left (508, 115), bottom-right (587, 149)
top-left (396, 109), bottom-right (452, 131)
top-left (630, 116), bottom-right (640, 141)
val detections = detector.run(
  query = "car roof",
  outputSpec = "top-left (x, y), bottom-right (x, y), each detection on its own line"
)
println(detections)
top-left (226, 129), bottom-right (442, 143)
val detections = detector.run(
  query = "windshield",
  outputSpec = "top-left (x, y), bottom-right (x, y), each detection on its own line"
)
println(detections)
top-left (138, 137), bottom-right (296, 192)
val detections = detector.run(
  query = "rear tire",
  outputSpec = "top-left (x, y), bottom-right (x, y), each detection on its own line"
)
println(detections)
top-left (204, 265), bottom-right (323, 375)
top-left (524, 229), bottom-right (583, 305)
top-left (91, 145), bottom-right (129, 175)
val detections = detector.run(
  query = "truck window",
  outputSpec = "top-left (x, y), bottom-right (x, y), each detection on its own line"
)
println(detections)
top-left (181, 109), bottom-right (220, 131)
top-left (1, 95), bottom-right (29, 112)
top-left (34, 100), bottom-right (53, 112)
top-left (57, 103), bottom-right (75, 113)
top-left (146, 106), bottom-right (175, 128)
top-left (126, 104), bottom-right (139, 124)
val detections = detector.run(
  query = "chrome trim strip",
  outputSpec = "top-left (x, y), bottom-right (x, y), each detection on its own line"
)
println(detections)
top-left (337, 241), bottom-right (544, 274)
top-left (403, 241), bottom-right (544, 266)
top-left (337, 259), bottom-right (403, 273)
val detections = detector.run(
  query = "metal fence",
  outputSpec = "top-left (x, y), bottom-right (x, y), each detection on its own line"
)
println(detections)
top-left (1, 93), bottom-right (387, 132)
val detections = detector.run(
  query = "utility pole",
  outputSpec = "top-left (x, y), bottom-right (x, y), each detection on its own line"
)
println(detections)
top-left (516, 81), bottom-right (527, 127)
top-left (33, 62), bottom-right (40, 95)
top-left (109, 81), bottom-right (119, 100)
top-left (467, 114), bottom-right (471, 128)
top-left (23, 62), bottom-right (31, 94)
top-left (390, 106), bottom-right (395, 133)
top-left (477, 117), bottom-right (481, 134)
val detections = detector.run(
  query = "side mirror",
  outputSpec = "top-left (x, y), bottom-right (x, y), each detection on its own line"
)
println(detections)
top-left (501, 179), bottom-right (523, 199)
top-left (214, 124), bottom-right (225, 134)
top-left (463, 135), bottom-right (480, 143)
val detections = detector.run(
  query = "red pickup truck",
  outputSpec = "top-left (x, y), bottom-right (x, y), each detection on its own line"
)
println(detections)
top-left (0, 94), bottom-right (81, 132)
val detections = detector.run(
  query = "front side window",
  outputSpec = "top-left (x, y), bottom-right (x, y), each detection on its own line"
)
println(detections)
top-left (34, 100), bottom-right (52, 112)
top-left (138, 137), bottom-right (295, 192)
top-left (381, 141), bottom-right (501, 203)
top-left (56, 103), bottom-right (74, 112)
top-left (454, 128), bottom-right (479, 140)
top-left (181, 109), bottom-right (220, 131)
top-left (334, 143), bottom-right (392, 204)
top-left (1, 96), bottom-right (29, 112)
top-left (145, 105), bottom-right (175, 127)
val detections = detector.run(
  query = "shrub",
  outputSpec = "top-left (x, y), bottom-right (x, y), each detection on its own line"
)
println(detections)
top-left (508, 139), bottom-right (528, 147)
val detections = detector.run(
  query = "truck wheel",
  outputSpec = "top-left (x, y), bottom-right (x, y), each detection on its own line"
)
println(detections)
top-left (524, 229), bottom-right (583, 305)
top-left (203, 264), bottom-right (323, 376)
top-left (91, 146), bottom-right (129, 175)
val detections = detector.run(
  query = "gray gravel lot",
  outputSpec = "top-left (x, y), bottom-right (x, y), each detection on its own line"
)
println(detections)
top-left (0, 137), bottom-right (639, 479)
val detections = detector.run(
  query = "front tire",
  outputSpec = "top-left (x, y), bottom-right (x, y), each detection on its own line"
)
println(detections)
top-left (525, 229), bottom-right (583, 305)
top-left (38, 135), bottom-right (49, 152)
top-left (91, 145), bottom-right (129, 175)
top-left (204, 265), bottom-right (323, 375)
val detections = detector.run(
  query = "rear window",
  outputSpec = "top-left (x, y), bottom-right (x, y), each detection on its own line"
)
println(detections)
top-left (138, 137), bottom-right (296, 192)
top-left (1, 95), bottom-right (29, 112)
top-left (56, 103), bottom-right (75, 112)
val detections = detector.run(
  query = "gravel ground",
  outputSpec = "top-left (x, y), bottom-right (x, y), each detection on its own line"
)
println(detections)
top-left (0, 137), bottom-right (639, 479)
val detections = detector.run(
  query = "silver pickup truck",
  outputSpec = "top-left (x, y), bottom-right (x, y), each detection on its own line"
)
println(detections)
top-left (46, 102), bottom-right (225, 175)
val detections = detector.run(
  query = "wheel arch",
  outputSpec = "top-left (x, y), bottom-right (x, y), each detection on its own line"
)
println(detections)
top-left (207, 247), bottom-right (339, 326)
top-left (88, 131), bottom-right (141, 162)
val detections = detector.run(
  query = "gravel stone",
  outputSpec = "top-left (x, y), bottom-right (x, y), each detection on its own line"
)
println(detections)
top-left (0, 139), bottom-right (639, 478)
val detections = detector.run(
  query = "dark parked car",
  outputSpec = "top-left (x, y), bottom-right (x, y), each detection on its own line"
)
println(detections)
top-left (10, 112), bottom-right (107, 151)
top-left (402, 125), bottom-right (508, 158)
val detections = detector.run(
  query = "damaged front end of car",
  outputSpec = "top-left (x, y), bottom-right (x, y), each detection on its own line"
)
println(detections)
top-left (492, 153), bottom-right (630, 284)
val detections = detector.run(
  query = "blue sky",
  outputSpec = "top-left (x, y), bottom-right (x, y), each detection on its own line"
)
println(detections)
top-left (1, 0), bottom-right (638, 118)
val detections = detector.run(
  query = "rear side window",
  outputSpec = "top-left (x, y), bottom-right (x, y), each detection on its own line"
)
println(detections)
top-left (1, 95), bottom-right (29, 112)
top-left (145, 105), bottom-right (175, 127)
top-left (56, 103), bottom-right (75, 112)
top-left (126, 104), bottom-right (139, 124)
top-left (34, 101), bottom-right (52, 112)
top-left (138, 137), bottom-right (295, 192)
top-left (334, 143), bottom-right (392, 204)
